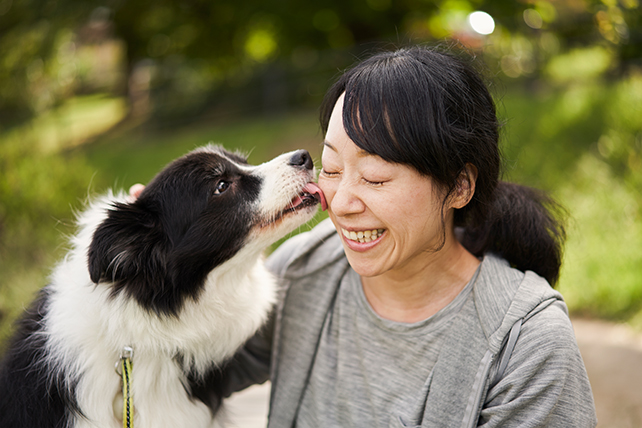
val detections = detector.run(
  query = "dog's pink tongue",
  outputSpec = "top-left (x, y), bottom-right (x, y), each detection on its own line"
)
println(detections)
top-left (303, 182), bottom-right (328, 211)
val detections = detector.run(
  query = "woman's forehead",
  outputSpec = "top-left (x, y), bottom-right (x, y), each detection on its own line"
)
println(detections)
top-left (322, 140), bottom-right (370, 158)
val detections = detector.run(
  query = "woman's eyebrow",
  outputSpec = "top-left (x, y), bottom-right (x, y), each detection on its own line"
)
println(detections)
top-left (322, 140), bottom-right (336, 151)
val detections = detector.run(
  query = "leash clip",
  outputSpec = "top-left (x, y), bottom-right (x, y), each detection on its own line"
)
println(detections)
top-left (115, 346), bottom-right (134, 375)
top-left (121, 346), bottom-right (134, 360)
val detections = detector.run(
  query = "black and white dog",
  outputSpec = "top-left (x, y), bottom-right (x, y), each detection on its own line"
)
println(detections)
top-left (0, 145), bottom-right (326, 428)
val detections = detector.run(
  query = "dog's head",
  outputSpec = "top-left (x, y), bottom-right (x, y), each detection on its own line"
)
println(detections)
top-left (87, 145), bottom-right (325, 316)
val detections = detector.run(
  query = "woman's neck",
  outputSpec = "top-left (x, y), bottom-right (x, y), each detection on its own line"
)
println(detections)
top-left (360, 238), bottom-right (480, 323)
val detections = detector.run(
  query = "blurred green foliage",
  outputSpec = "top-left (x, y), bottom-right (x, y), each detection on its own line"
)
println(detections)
top-left (0, 134), bottom-right (95, 345)
top-left (1, 0), bottom-right (639, 124)
top-left (0, 0), bottom-right (641, 345)
top-left (499, 72), bottom-right (642, 326)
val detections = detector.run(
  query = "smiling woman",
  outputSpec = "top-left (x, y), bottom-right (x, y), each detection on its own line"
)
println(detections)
top-left (318, 93), bottom-right (479, 321)
top-left (183, 45), bottom-right (597, 428)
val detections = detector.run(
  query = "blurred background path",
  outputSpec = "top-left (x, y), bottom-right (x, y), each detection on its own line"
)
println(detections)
top-left (573, 318), bottom-right (642, 428)
top-left (226, 318), bottom-right (642, 428)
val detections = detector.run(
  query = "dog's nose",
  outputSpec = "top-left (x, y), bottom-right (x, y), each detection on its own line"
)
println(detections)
top-left (288, 150), bottom-right (313, 171)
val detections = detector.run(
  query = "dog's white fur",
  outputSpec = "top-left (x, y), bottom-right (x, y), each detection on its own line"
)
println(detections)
top-left (30, 148), bottom-right (318, 427)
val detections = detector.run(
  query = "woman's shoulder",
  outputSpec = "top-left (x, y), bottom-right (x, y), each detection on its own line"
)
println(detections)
top-left (474, 254), bottom-right (566, 352)
top-left (265, 218), bottom-right (345, 279)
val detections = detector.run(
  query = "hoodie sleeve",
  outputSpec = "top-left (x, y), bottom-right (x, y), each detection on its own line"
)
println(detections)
top-left (478, 301), bottom-right (597, 427)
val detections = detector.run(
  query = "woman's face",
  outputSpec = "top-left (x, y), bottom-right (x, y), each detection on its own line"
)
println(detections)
top-left (319, 94), bottom-right (460, 280)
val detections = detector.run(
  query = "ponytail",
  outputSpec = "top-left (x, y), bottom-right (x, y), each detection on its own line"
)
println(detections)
top-left (459, 182), bottom-right (567, 286)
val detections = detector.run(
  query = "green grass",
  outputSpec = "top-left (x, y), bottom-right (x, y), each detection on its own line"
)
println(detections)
top-left (1, 94), bottom-right (127, 153)
top-left (83, 111), bottom-right (325, 190)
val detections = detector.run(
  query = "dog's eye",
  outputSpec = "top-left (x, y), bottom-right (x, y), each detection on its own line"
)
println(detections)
top-left (213, 180), bottom-right (230, 195)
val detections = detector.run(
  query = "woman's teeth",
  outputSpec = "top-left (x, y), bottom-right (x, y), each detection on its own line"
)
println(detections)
top-left (341, 228), bottom-right (384, 243)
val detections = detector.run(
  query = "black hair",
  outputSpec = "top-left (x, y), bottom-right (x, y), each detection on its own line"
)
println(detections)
top-left (319, 45), bottom-right (566, 286)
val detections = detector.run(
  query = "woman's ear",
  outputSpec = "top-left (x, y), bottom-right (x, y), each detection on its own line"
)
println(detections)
top-left (451, 163), bottom-right (478, 209)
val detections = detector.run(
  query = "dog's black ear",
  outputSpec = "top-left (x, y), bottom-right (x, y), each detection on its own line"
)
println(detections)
top-left (88, 202), bottom-right (164, 286)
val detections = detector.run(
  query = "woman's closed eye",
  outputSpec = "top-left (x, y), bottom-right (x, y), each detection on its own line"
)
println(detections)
top-left (321, 168), bottom-right (340, 177)
top-left (363, 177), bottom-right (385, 186)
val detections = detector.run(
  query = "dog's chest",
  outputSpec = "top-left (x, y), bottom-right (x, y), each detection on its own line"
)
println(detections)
top-left (47, 237), bottom-right (276, 428)
top-left (72, 354), bottom-right (215, 428)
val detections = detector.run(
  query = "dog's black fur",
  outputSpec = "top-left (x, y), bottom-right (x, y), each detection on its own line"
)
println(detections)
top-left (88, 148), bottom-right (262, 316)
top-left (0, 145), bottom-right (321, 428)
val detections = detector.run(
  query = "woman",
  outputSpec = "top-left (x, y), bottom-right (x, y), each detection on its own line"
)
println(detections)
top-left (143, 46), bottom-right (597, 427)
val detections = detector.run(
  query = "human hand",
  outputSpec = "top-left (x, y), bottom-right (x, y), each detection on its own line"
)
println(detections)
top-left (127, 183), bottom-right (145, 202)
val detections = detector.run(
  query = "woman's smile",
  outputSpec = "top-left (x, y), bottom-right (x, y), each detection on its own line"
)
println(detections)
top-left (339, 227), bottom-right (386, 252)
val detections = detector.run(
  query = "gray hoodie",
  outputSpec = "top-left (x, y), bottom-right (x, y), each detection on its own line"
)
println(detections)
top-left (221, 219), bottom-right (597, 427)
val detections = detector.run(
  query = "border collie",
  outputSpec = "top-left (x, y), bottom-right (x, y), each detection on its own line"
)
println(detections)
top-left (0, 144), bottom-right (326, 428)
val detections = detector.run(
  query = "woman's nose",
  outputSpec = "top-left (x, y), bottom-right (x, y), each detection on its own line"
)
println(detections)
top-left (329, 180), bottom-right (366, 216)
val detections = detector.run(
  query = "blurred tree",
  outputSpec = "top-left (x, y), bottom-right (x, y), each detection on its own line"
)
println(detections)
top-left (0, 0), bottom-right (74, 123)
top-left (1, 0), bottom-right (639, 127)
